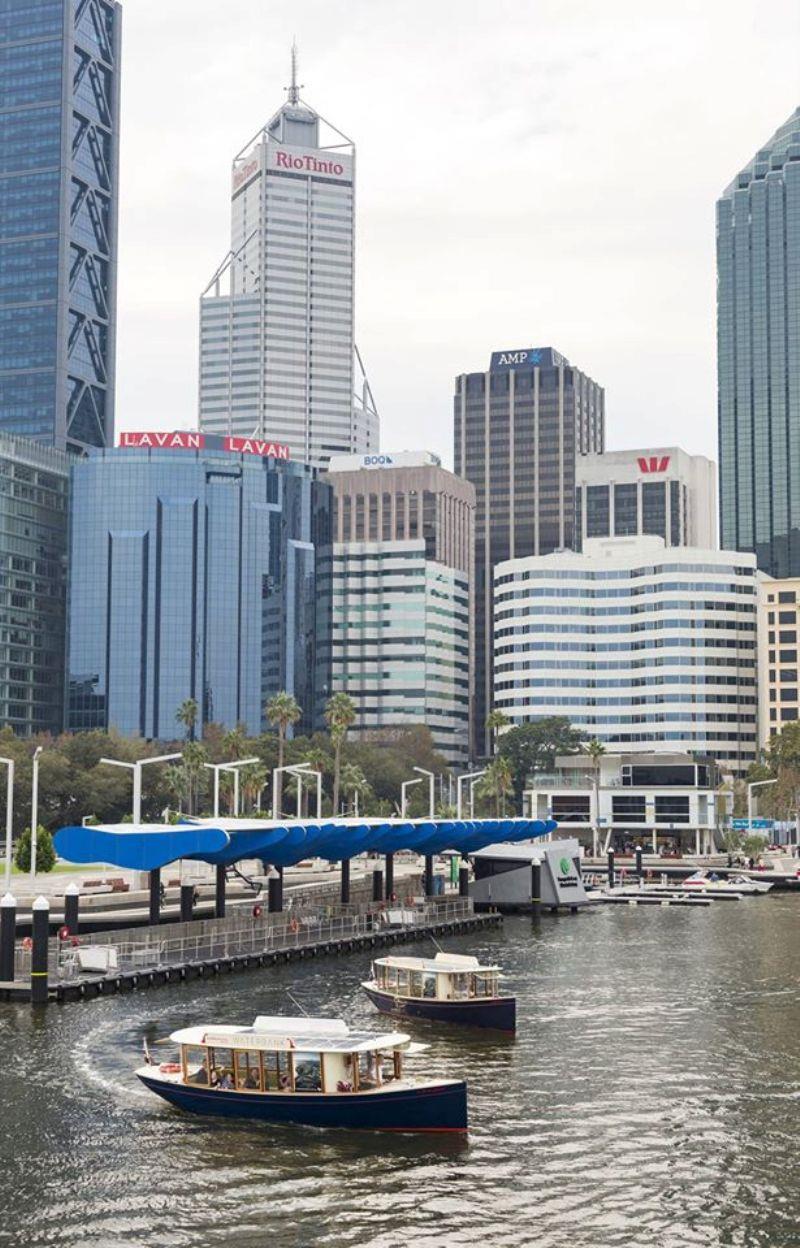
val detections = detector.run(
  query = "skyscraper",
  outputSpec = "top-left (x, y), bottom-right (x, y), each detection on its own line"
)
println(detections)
top-left (199, 50), bottom-right (378, 471)
top-left (454, 346), bottom-right (604, 754)
top-left (717, 107), bottom-right (800, 577)
top-left (0, 0), bottom-right (121, 451)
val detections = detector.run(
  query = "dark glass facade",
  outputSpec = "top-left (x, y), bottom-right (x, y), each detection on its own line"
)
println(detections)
top-left (454, 347), bottom-right (604, 753)
top-left (717, 107), bottom-right (800, 577)
top-left (67, 448), bottom-right (332, 739)
top-left (0, 0), bottom-right (121, 451)
top-left (0, 433), bottom-right (70, 733)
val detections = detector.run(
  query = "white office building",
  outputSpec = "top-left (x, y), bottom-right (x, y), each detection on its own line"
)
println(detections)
top-left (576, 446), bottom-right (717, 550)
top-left (199, 56), bottom-right (378, 470)
top-left (493, 536), bottom-right (759, 776)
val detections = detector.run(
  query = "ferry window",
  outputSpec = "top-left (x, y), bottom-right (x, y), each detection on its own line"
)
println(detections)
top-left (294, 1053), bottom-right (323, 1093)
top-left (263, 1050), bottom-right (292, 1092)
top-left (208, 1047), bottom-right (234, 1088)
top-left (452, 973), bottom-right (469, 999)
top-left (423, 973), bottom-right (436, 998)
top-left (234, 1049), bottom-right (263, 1091)
top-left (183, 1046), bottom-right (209, 1084)
top-left (410, 970), bottom-right (424, 997)
top-left (358, 1051), bottom-right (382, 1088)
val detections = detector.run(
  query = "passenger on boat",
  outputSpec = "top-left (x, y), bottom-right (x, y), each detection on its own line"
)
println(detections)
top-left (218, 1071), bottom-right (233, 1089)
top-left (188, 1061), bottom-right (210, 1085)
top-left (243, 1070), bottom-right (259, 1089)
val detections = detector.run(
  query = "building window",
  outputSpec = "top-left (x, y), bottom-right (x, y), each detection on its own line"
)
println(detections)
top-left (778, 591), bottom-right (796, 603)
top-left (780, 669), bottom-right (798, 682)
top-left (778, 611), bottom-right (795, 623)
top-left (779, 650), bottom-right (797, 663)
top-left (779, 631), bottom-right (796, 643)
top-left (586, 486), bottom-right (610, 537)
top-left (779, 688), bottom-right (797, 702)
top-left (613, 483), bottom-right (638, 536)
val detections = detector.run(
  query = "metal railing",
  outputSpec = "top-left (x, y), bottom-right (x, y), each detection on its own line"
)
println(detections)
top-left (13, 896), bottom-right (475, 983)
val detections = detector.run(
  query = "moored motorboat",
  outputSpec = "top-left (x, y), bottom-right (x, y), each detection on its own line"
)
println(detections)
top-left (682, 870), bottom-right (773, 895)
top-left (362, 952), bottom-right (516, 1033)
top-left (136, 1014), bottom-right (467, 1133)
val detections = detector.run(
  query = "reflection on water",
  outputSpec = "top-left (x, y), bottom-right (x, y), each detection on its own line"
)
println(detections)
top-left (2, 899), bottom-right (800, 1247)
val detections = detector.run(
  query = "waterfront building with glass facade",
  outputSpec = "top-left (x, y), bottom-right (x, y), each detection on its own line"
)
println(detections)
top-left (493, 536), bottom-right (759, 777)
top-left (717, 107), bottom-right (800, 578)
top-left (0, 0), bottom-right (121, 451)
top-left (66, 443), bottom-right (332, 739)
top-left (454, 346), bottom-right (604, 754)
top-left (576, 446), bottom-right (716, 550)
top-left (757, 575), bottom-right (800, 748)
top-left (0, 433), bottom-right (70, 733)
top-left (199, 64), bottom-right (378, 471)
top-left (325, 452), bottom-right (475, 766)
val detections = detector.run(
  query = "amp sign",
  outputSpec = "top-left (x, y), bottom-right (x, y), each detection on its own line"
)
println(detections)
top-left (489, 347), bottom-right (565, 372)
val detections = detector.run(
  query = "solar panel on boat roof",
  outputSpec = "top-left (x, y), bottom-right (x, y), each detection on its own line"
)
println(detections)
top-left (252, 1016), bottom-right (349, 1036)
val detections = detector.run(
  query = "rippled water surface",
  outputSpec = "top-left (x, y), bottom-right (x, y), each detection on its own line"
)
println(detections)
top-left (2, 899), bottom-right (799, 1248)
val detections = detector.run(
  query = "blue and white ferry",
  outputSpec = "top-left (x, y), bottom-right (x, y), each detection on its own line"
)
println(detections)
top-left (137, 1014), bottom-right (467, 1134)
top-left (362, 952), bottom-right (516, 1033)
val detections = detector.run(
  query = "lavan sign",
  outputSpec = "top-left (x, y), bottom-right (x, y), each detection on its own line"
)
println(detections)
top-left (118, 431), bottom-right (290, 460)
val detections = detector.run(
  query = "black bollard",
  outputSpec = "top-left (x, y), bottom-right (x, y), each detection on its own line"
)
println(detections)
top-left (531, 862), bottom-right (541, 923)
top-left (63, 882), bottom-right (80, 935)
top-left (607, 848), bottom-right (615, 891)
top-left (372, 868), bottom-right (383, 902)
top-left (276, 866), bottom-right (284, 912)
top-left (215, 864), bottom-right (227, 919)
top-left (340, 858), bottom-right (351, 905)
top-left (424, 855), bottom-right (434, 897)
top-left (149, 868), bottom-right (161, 925)
top-left (385, 852), bottom-right (395, 899)
top-left (635, 845), bottom-right (643, 880)
top-left (30, 896), bottom-right (49, 1006)
top-left (267, 873), bottom-right (282, 913)
top-left (459, 866), bottom-right (470, 898)
top-left (0, 892), bottom-right (16, 982)
top-left (180, 883), bottom-right (194, 922)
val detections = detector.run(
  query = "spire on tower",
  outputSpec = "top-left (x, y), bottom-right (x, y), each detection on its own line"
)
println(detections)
top-left (287, 40), bottom-right (302, 105)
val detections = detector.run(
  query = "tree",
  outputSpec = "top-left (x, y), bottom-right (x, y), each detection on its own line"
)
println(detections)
top-left (497, 717), bottom-right (586, 805)
top-left (767, 721), bottom-right (800, 771)
top-left (14, 825), bottom-right (56, 873)
top-left (742, 833), bottom-right (768, 861)
top-left (222, 726), bottom-right (247, 761)
top-left (325, 692), bottom-right (357, 815)
top-left (238, 762), bottom-right (268, 814)
top-left (265, 692), bottom-right (302, 816)
top-left (339, 762), bottom-right (371, 814)
top-left (165, 742), bottom-right (207, 815)
top-left (176, 698), bottom-right (199, 742)
top-left (486, 710), bottom-right (509, 755)
top-left (480, 756), bottom-right (514, 817)
top-left (583, 738), bottom-right (605, 852)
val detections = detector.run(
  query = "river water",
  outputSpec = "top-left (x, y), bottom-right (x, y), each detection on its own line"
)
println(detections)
top-left (1, 897), bottom-right (799, 1248)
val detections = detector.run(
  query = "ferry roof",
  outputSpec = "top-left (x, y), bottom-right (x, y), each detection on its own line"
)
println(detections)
top-left (374, 954), bottom-right (501, 974)
top-left (168, 1016), bottom-right (414, 1054)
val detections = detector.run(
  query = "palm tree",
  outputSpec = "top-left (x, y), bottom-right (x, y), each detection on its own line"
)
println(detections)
top-left (340, 762), bottom-right (370, 815)
top-left (265, 691), bottom-right (302, 816)
top-left (222, 726), bottom-right (246, 761)
top-left (238, 762), bottom-right (268, 815)
top-left (297, 745), bottom-right (332, 816)
top-left (486, 709), bottom-right (509, 756)
top-left (480, 756), bottom-right (514, 818)
top-left (583, 738), bottom-right (605, 856)
top-left (176, 697), bottom-right (199, 742)
top-left (325, 692), bottom-right (357, 815)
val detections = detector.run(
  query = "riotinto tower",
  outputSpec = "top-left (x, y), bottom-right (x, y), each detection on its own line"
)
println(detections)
top-left (199, 47), bottom-right (378, 471)
top-left (0, 0), bottom-right (121, 450)
top-left (717, 107), bottom-right (800, 577)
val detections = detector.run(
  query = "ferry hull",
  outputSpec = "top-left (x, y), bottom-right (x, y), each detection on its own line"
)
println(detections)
top-left (362, 984), bottom-right (516, 1033)
top-left (137, 1071), bottom-right (468, 1133)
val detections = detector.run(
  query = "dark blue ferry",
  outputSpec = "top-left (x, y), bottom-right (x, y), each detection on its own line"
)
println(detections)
top-left (362, 953), bottom-right (516, 1033)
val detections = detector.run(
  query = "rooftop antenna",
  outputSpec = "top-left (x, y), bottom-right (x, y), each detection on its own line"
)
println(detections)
top-left (287, 39), bottom-right (302, 104)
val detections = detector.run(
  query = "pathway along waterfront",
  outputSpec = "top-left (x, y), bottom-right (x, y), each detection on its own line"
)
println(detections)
top-left (2, 898), bottom-right (799, 1247)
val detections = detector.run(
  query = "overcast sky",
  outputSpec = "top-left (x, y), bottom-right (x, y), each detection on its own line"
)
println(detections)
top-left (115, 0), bottom-right (800, 468)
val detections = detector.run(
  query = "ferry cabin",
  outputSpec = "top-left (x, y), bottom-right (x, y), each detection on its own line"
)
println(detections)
top-left (370, 953), bottom-right (502, 1003)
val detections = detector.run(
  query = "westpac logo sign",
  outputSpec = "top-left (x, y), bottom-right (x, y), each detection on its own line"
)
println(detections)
top-left (637, 455), bottom-right (671, 474)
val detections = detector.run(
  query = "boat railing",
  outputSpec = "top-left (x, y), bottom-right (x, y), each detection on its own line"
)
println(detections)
top-left (12, 895), bottom-right (476, 982)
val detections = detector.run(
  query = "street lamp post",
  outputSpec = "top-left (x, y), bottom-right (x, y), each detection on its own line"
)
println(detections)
top-left (747, 777), bottom-right (778, 837)
top-left (457, 770), bottom-right (486, 819)
top-left (413, 767), bottom-right (435, 818)
top-left (0, 756), bottom-right (14, 891)
top-left (401, 777), bottom-right (422, 818)
top-left (469, 774), bottom-right (483, 818)
top-left (215, 758), bottom-right (260, 817)
top-left (101, 752), bottom-right (182, 824)
top-left (29, 745), bottom-right (43, 884)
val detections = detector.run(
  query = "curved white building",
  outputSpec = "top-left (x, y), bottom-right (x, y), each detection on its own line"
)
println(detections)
top-left (493, 536), bottom-right (759, 776)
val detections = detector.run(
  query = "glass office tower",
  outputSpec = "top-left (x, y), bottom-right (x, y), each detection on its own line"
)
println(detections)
top-left (717, 107), bottom-right (800, 577)
top-left (0, 0), bottom-right (121, 451)
top-left (454, 347), bottom-right (604, 754)
top-left (67, 445), bottom-right (332, 739)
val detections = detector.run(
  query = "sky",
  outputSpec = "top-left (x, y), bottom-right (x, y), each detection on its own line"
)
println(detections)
top-left (115, 0), bottom-right (800, 468)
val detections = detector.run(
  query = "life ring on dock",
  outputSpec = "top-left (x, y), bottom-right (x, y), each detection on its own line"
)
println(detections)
top-left (21, 936), bottom-right (32, 950)
top-left (58, 925), bottom-right (71, 941)
top-left (289, 917), bottom-right (300, 934)
top-left (252, 904), bottom-right (263, 919)
top-left (159, 1062), bottom-right (182, 1074)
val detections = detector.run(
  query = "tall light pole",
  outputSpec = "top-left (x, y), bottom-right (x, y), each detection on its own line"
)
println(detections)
top-left (469, 774), bottom-right (483, 818)
top-left (218, 758), bottom-right (260, 817)
top-left (457, 770), bottom-right (486, 819)
top-left (747, 777), bottom-right (778, 835)
top-left (100, 752), bottom-right (182, 823)
top-left (29, 745), bottom-right (43, 883)
top-left (413, 766), bottom-right (435, 818)
top-left (286, 763), bottom-right (319, 818)
top-left (272, 762), bottom-right (309, 819)
top-left (401, 777), bottom-right (422, 818)
top-left (0, 757), bottom-right (14, 891)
